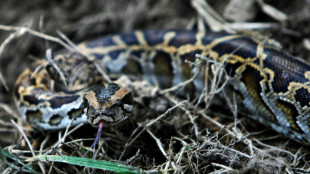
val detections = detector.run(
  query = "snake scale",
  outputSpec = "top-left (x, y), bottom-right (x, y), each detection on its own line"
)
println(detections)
top-left (14, 30), bottom-right (310, 145)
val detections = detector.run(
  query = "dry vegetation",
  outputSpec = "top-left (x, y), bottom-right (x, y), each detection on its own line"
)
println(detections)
top-left (0, 0), bottom-right (310, 173)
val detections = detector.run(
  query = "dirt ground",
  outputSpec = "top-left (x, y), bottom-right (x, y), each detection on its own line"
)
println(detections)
top-left (1, 0), bottom-right (310, 173)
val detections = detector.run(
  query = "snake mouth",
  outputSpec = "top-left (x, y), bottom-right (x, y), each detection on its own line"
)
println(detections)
top-left (92, 113), bottom-right (128, 126)
top-left (91, 102), bottom-right (133, 126)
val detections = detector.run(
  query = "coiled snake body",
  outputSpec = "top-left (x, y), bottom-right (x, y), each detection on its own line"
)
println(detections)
top-left (14, 30), bottom-right (310, 145)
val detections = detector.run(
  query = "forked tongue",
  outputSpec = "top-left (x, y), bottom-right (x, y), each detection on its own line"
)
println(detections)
top-left (91, 120), bottom-right (104, 150)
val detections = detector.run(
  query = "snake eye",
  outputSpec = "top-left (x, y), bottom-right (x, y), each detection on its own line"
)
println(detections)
top-left (121, 93), bottom-right (133, 105)
top-left (120, 93), bottom-right (134, 113)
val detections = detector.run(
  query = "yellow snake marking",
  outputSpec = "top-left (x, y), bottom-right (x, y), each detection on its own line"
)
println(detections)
top-left (195, 31), bottom-right (205, 46)
top-left (112, 35), bottom-right (127, 47)
top-left (135, 31), bottom-right (148, 46)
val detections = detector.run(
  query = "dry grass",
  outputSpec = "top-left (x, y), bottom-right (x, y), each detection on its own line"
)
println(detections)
top-left (1, 0), bottom-right (310, 173)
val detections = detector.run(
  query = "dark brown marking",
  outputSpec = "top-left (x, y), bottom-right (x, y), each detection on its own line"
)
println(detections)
top-left (168, 30), bottom-right (197, 47)
top-left (143, 30), bottom-right (171, 46)
top-left (49, 114), bottom-right (63, 126)
top-left (295, 88), bottom-right (310, 107)
top-left (104, 88), bottom-right (131, 108)
top-left (274, 99), bottom-right (303, 133)
top-left (39, 78), bottom-right (49, 85)
top-left (49, 95), bottom-right (80, 109)
top-left (121, 92), bottom-right (134, 106)
top-left (153, 51), bottom-right (173, 89)
top-left (68, 102), bottom-right (86, 120)
top-left (121, 58), bottom-right (143, 75)
top-left (13, 85), bottom-right (21, 100)
top-left (180, 53), bottom-right (196, 97)
top-left (23, 95), bottom-right (40, 105)
top-left (92, 84), bottom-right (120, 103)
top-left (26, 110), bottom-right (43, 124)
top-left (18, 71), bottom-right (36, 87)
top-left (240, 66), bottom-right (275, 120)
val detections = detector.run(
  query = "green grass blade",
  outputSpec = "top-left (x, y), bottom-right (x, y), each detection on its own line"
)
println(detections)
top-left (29, 155), bottom-right (142, 173)
top-left (0, 148), bottom-right (38, 173)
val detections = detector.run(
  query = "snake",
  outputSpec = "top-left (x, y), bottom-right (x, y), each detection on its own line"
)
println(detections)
top-left (14, 30), bottom-right (310, 146)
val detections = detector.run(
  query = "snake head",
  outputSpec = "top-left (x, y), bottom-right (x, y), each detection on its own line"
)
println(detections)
top-left (84, 83), bottom-right (134, 127)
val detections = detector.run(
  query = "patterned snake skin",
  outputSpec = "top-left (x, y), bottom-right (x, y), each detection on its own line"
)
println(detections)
top-left (14, 30), bottom-right (310, 145)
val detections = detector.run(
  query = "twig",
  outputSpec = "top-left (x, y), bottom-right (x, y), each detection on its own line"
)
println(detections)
top-left (160, 71), bottom-right (198, 95)
top-left (146, 128), bottom-right (168, 159)
top-left (57, 30), bottom-right (95, 61)
top-left (94, 61), bottom-right (112, 83)
top-left (191, 0), bottom-right (234, 33)
top-left (11, 120), bottom-right (35, 156)
top-left (0, 24), bottom-right (73, 51)
top-left (44, 123), bottom-right (85, 155)
top-left (0, 29), bottom-right (26, 91)
top-left (119, 101), bottom-right (186, 160)
top-left (11, 120), bottom-right (46, 173)
top-left (257, 0), bottom-right (287, 22)
top-left (0, 103), bottom-right (20, 120)
top-left (45, 49), bottom-right (68, 87)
